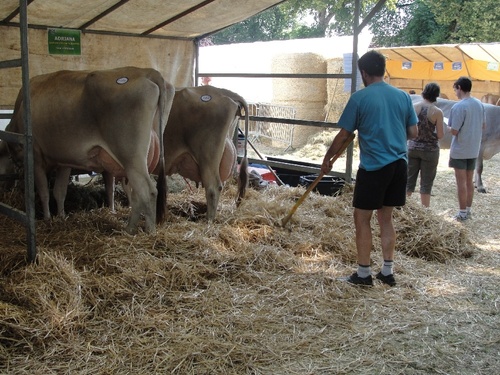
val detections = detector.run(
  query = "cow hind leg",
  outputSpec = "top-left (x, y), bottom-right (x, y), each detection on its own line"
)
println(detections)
top-left (474, 157), bottom-right (486, 193)
top-left (34, 166), bottom-right (51, 220)
top-left (52, 167), bottom-right (72, 217)
top-left (201, 169), bottom-right (223, 221)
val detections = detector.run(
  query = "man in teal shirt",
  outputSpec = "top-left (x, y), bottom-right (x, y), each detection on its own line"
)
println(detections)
top-left (321, 50), bottom-right (418, 286)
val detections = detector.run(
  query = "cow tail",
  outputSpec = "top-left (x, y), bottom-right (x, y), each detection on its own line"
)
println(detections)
top-left (236, 101), bottom-right (249, 206)
top-left (155, 77), bottom-right (174, 224)
top-left (156, 162), bottom-right (167, 224)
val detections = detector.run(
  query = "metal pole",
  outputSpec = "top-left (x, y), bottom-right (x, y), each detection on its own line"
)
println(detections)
top-left (19, 0), bottom-right (37, 263)
top-left (344, 0), bottom-right (362, 183)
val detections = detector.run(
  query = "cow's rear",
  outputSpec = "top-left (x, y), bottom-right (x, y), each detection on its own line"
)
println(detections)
top-left (162, 86), bottom-right (249, 220)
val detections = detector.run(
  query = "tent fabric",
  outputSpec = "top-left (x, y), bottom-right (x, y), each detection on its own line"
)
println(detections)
top-left (0, 0), bottom-right (286, 108)
top-left (375, 43), bottom-right (500, 82)
top-left (0, 0), bottom-right (285, 39)
top-left (0, 26), bottom-right (197, 108)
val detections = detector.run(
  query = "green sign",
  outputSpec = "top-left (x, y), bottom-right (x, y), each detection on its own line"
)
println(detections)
top-left (48, 28), bottom-right (81, 55)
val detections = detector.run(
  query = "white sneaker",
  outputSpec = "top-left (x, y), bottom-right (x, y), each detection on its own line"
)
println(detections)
top-left (454, 213), bottom-right (468, 222)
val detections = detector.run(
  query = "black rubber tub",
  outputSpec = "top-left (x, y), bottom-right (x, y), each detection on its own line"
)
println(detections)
top-left (299, 175), bottom-right (345, 196)
top-left (267, 157), bottom-right (318, 187)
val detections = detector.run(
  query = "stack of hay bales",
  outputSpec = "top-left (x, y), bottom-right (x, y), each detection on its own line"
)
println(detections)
top-left (324, 58), bottom-right (351, 123)
top-left (272, 53), bottom-right (327, 148)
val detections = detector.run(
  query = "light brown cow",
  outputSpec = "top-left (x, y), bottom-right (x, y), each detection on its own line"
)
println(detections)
top-left (110, 86), bottom-right (249, 220)
top-left (163, 86), bottom-right (248, 219)
top-left (5, 67), bottom-right (174, 234)
top-left (481, 93), bottom-right (500, 106)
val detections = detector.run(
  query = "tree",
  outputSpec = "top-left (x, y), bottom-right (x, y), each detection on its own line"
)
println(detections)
top-left (369, 0), bottom-right (449, 46)
top-left (425, 0), bottom-right (500, 43)
top-left (208, 0), bottom-right (499, 46)
top-left (209, 6), bottom-right (296, 44)
top-left (208, 0), bottom-right (385, 44)
top-left (370, 0), bottom-right (500, 46)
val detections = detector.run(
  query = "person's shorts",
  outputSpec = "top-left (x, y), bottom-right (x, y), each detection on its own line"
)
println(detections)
top-left (407, 149), bottom-right (439, 194)
top-left (353, 159), bottom-right (407, 210)
top-left (449, 157), bottom-right (476, 171)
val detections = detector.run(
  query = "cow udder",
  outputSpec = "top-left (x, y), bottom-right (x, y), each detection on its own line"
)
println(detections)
top-left (88, 146), bottom-right (125, 177)
top-left (170, 153), bottom-right (202, 183)
top-left (169, 139), bottom-right (236, 184)
top-left (219, 138), bottom-right (237, 182)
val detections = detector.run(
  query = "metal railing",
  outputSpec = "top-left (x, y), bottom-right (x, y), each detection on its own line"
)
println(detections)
top-left (247, 103), bottom-right (296, 151)
top-left (0, 0), bottom-right (37, 263)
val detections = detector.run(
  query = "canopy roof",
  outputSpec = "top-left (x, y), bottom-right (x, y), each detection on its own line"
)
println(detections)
top-left (0, 0), bottom-right (288, 107)
top-left (374, 43), bottom-right (500, 82)
top-left (0, 0), bottom-right (285, 40)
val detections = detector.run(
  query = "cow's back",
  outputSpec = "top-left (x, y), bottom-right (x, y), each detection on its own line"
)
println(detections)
top-left (481, 93), bottom-right (500, 105)
top-left (8, 67), bottom-right (164, 171)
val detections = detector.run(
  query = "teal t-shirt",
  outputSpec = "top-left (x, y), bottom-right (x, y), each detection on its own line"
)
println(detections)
top-left (338, 81), bottom-right (418, 171)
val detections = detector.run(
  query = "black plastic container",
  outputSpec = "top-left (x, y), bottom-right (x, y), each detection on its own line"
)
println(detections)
top-left (267, 157), bottom-right (319, 187)
top-left (299, 175), bottom-right (345, 196)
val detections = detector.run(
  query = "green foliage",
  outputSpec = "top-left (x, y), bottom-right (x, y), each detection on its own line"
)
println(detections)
top-left (370, 0), bottom-right (449, 46)
top-left (371, 0), bottom-right (499, 46)
top-left (209, 0), bottom-right (382, 44)
top-left (209, 6), bottom-right (296, 44)
top-left (209, 0), bottom-right (499, 46)
top-left (404, 2), bottom-right (449, 45)
top-left (425, 0), bottom-right (500, 43)
top-left (368, 1), bottom-right (411, 47)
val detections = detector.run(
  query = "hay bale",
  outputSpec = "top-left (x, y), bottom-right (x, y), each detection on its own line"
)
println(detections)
top-left (272, 53), bottom-right (327, 148)
top-left (324, 57), bottom-right (350, 123)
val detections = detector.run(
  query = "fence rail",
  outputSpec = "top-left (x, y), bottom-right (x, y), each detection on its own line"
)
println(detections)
top-left (247, 102), bottom-right (296, 151)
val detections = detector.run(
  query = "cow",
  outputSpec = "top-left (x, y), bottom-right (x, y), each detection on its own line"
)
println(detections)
top-left (109, 85), bottom-right (249, 220)
top-left (481, 93), bottom-right (500, 106)
top-left (4, 67), bottom-right (175, 234)
top-left (411, 94), bottom-right (500, 193)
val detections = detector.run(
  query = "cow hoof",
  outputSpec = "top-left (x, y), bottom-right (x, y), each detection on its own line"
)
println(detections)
top-left (125, 226), bottom-right (138, 235)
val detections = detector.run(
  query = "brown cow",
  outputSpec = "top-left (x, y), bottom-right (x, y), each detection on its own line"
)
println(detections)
top-left (111, 86), bottom-right (249, 220)
top-left (481, 93), bottom-right (500, 106)
top-left (5, 67), bottom-right (174, 234)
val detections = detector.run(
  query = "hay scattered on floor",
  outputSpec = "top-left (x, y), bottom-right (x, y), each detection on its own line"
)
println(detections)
top-left (2, 174), bottom-right (495, 374)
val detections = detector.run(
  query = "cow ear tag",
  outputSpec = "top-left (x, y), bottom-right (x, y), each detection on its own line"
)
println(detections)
top-left (200, 95), bottom-right (212, 102)
top-left (116, 77), bottom-right (128, 85)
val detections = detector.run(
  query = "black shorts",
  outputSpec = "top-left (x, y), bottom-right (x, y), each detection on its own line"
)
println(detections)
top-left (353, 159), bottom-right (408, 210)
top-left (449, 157), bottom-right (476, 171)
